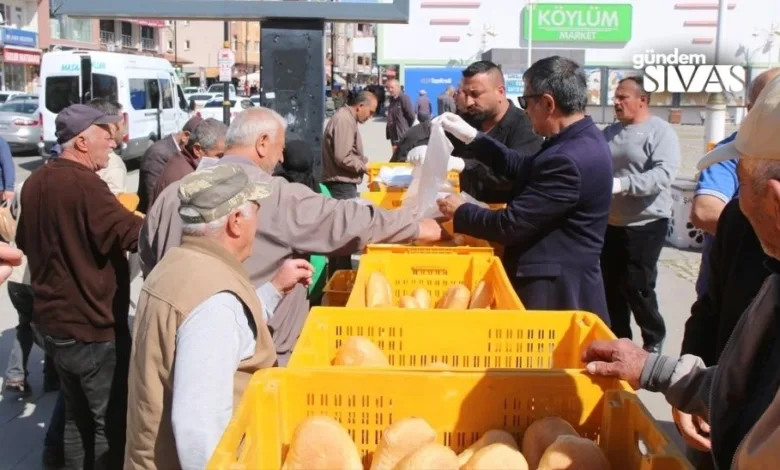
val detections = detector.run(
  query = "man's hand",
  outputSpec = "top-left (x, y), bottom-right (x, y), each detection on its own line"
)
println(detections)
top-left (0, 242), bottom-right (22, 285)
top-left (416, 218), bottom-right (443, 243)
top-left (2, 191), bottom-right (14, 202)
top-left (672, 407), bottom-right (712, 451)
top-left (437, 194), bottom-right (466, 220)
top-left (432, 113), bottom-right (478, 144)
top-left (271, 259), bottom-right (314, 295)
top-left (582, 338), bottom-right (650, 389)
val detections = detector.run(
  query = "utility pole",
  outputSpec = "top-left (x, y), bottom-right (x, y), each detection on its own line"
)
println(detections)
top-left (244, 21), bottom-right (248, 96)
top-left (704, 0), bottom-right (728, 151)
top-left (223, 21), bottom-right (231, 125)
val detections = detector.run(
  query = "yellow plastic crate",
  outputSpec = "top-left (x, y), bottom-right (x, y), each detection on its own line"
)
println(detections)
top-left (321, 270), bottom-right (357, 307)
top-left (364, 244), bottom-right (495, 256)
top-left (347, 252), bottom-right (523, 309)
top-left (288, 308), bottom-right (616, 369)
top-left (207, 369), bottom-right (692, 470)
top-left (366, 162), bottom-right (460, 191)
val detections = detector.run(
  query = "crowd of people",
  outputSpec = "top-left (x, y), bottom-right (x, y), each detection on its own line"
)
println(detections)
top-left (0, 55), bottom-right (778, 470)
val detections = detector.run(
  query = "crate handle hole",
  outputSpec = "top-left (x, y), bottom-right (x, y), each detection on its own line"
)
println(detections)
top-left (635, 431), bottom-right (650, 456)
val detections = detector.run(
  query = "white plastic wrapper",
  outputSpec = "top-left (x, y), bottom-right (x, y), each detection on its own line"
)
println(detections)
top-left (376, 166), bottom-right (414, 188)
top-left (402, 122), bottom-right (454, 219)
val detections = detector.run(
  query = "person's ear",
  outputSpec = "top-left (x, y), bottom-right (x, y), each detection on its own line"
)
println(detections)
top-left (75, 135), bottom-right (89, 152)
top-left (192, 143), bottom-right (205, 157)
top-left (226, 210), bottom-right (242, 238)
top-left (768, 179), bottom-right (780, 231)
top-left (180, 131), bottom-right (191, 145)
top-left (542, 93), bottom-right (556, 115)
top-left (255, 133), bottom-right (269, 158)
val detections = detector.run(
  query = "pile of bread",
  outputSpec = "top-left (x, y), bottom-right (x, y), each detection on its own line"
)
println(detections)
top-left (365, 272), bottom-right (493, 310)
top-left (281, 415), bottom-right (610, 470)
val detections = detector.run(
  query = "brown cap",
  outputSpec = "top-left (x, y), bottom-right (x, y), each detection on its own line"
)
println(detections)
top-left (178, 164), bottom-right (271, 224)
top-left (55, 104), bottom-right (121, 144)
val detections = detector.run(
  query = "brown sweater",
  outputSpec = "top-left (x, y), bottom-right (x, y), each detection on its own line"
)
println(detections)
top-left (17, 158), bottom-right (144, 342)
top-left (151, 150), bottom-right (197, 206)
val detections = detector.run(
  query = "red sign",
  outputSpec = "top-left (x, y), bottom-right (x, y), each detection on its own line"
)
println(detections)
top-left (127, 19), bottom-right (165, 28)
top-left (3, 47), bottom-right (40, 65)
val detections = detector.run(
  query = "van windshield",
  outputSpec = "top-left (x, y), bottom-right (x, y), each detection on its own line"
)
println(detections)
top-left (45, 76), bottom-right (79, 114)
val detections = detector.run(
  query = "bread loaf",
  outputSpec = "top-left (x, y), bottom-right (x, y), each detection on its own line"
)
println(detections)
top-left (367, 272), bottom-right (393, 307)
top-left (457, 429), bottom-right (518, 467)
top-left (332, 337), bottom-right (389, 366)
top-left (537, 435), bottom-right (610, 470)
top-left (411, 288), bottom-right (432, 309)
top-left (392, 443), bottom-right (459, 470)
top-left (469, 280), bottom-right (494, 309)
top-left (462, 443), bottom-right (529, 470)
top-left (521, 417), bottom-right (578, 469)
top-left (280, 416), bottom-right (363, 470)
top-left (370, 417), bottom-right (436, 470)
top-left (399, 296), bottom-right (421, 309)
top-left (436, 284), bottom-right (471, 310)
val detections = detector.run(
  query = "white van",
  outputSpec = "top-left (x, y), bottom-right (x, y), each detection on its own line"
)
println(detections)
top-left (38, 50), bottom-right (191, 160)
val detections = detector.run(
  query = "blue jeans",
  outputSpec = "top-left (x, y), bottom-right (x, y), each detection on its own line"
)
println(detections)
top-left (4, 282), bottom-right (57, 383)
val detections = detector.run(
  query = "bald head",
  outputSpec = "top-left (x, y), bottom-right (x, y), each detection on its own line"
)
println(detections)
top-left (748, 68), bottom-right (780, 110)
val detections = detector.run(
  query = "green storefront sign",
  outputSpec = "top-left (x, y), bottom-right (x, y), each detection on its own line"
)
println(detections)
top-left (524, 3), bottom-right (633, 43)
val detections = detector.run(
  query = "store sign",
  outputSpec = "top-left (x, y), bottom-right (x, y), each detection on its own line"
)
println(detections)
top-left (633, 49), bottom-right (746, 94)
top-left (4, 48), bottom-right (40, 65)
top-left (524, 4), bottom-right (632, 43)
top-left (504, 72), bottom-right (525, 96)
top-left (0, 28), bottom-right (37, 48)
top-left (403, 67), bottom-right (464, 116)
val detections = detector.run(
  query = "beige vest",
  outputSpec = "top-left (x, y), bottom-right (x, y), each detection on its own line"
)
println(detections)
top-left (124, 236), bottom-right (277, 470)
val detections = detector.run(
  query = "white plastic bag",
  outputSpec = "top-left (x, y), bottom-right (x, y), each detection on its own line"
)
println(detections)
top-left (402, 122), bottom-right (454, 219)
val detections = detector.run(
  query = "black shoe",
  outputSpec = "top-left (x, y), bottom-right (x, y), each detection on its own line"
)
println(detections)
top-left (42, 446), bottom-right (65, 469)
top-left (3, 379), bottom-right (32, 397)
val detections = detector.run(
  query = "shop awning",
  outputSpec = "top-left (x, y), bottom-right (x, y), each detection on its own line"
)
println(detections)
top-left (205, 67), bottom-right (220, 79)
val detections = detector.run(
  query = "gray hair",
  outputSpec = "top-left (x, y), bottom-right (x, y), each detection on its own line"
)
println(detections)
top-left (186, 118), bottom-right (227, 154)
top-left (746, 158), bottom-right (780, 195)
top-left (60, 125), bottom-right (99, 149)
top-left (225, 107), bottom-right (286, 148)
top-left (419, 89), bottom-right (427, 96)
top-left (181, 201), bottom-right (255, 238)
top-left (523, 56), bottom-right (588, 115)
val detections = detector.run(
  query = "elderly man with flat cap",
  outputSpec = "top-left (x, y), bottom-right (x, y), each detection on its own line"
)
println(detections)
top-left (17, 104), bottom-right (144, 469)
top-left (126, 164), bottom-right (277, 470)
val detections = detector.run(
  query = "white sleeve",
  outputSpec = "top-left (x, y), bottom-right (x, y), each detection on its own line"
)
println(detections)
top-left (172, 292), bottom-right (256, 470)
top-left (256, 282), bottom-right (282, 323)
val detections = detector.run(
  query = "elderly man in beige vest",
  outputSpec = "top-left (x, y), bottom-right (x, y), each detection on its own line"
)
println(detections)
top-left (125, 164), bottom-right (277, 470)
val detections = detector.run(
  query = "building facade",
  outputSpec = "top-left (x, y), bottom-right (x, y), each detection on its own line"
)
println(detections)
top-left (231, 20), bottom-right (260, 92)
top-left (327, 21), bottom-right (377, 87)
top-left (159, 20), bottom-right (224, 88)
top-left (0, 0), bottom-right (41, 92)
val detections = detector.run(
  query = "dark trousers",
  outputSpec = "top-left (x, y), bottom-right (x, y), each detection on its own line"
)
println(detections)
top-left (600, 219), bottom-right (668, 349)
top-left (43, 334), bottom-right (130, 470)
top-left (324, 181), bottom-right (358, 277)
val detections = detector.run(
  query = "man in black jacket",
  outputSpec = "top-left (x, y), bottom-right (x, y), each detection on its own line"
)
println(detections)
top-left (675, 198), bottom-right (771, 469)
top-left (450, 61), bottom-right (542, 203)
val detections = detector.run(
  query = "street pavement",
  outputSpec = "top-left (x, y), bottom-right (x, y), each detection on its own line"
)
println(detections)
top-left (0, 118), bottom-right (734, 468)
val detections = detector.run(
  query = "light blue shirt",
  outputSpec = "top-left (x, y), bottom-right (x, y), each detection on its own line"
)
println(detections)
top-left (171, 283), bottom-right (281, 470)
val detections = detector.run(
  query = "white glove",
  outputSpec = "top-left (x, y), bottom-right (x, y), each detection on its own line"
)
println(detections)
top-left (407, 145), bottom-right (427, 166)
top-left (447, 157), bottom-right (465, 173)
top-left (432, 112), bottom-right (478, 144)
top-left (612, 178), bottom-right (623, 195)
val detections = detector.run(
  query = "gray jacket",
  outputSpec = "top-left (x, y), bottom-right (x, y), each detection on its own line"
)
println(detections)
top-left (603, 116), bottom-right (681, 226)
top-left (641, 266), bottom-right (780, 469)
top-left (139, 155), bottom-right (420, 364)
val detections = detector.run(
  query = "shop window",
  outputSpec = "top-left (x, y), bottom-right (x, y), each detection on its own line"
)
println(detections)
top-left (92, 74), bottom-right (118, 102)
top-left (129, 78), bottom-right (160, 110)
top-left (159, 78), bottom-right (173, 109)
top-left (185, 40), bottom-right (191, 50)
top-left (585, 68), bottom-right (602, 106)
top-left (51, 15), bottom-right (93, 42)
top-left (45, 76), bottom-right (79, 114)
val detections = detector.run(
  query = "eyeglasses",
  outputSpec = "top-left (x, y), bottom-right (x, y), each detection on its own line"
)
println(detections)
top-left (517, 94), bottom-right (543, 110)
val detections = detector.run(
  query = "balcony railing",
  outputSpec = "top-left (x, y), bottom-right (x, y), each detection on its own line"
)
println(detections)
top-left (99, 31), bottom-right (115, 45)
top-left (141, 37), bottom-right (157, 51)
top-left (121, 34), bottom-right (133, 48)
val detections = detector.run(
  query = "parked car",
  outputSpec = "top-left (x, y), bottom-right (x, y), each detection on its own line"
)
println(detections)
top-left (207, 83), bottom-right (237, 97)
top-left (249, 94), bottom-right (261, 106)
top-left (196, 97), bottom-right (254, 121)
top-left (183, 86), bottom-right (205, 94)
top-left (7, 94), bottom-right (37, 103)
top-left (187, 93), bottom-right (217, 111)
top-left (0, 99), bottom-right (40, 153)
top-left (0, 91), bottom-right (24, 104)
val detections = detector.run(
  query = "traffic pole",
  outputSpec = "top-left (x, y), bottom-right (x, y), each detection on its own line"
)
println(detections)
top-left (223, 21), bottom-right (231, 126)
top-left (704, 0), bottom-right (729, 152)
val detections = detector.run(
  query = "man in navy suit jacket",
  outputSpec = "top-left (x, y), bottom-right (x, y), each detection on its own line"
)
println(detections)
top-left (433, 56), bottom-right (614, 322)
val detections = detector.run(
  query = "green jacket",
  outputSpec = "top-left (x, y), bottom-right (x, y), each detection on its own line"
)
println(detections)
top-left (308, 184), bottom-right (331, 298)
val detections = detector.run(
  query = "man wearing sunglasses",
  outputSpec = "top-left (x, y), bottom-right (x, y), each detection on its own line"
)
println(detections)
top-left (432, 56), bottom-right (614, 323)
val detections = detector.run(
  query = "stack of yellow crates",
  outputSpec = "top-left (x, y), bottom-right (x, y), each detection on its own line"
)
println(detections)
top-left (207, 184), bottom-right (693, 469)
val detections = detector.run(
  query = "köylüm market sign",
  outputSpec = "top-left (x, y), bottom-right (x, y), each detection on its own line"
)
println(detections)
top-left (523, 3), bottom-right (633, 43)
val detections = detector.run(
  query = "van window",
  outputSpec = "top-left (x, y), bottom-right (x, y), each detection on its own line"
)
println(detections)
top-left (129, 78), bottom-right (160, 110)
top-left (46, 76), bottom-right (80, 113)
top-left (159, 78), bottom-right (173, 109)
top-left (92, 74), bottom-right (118, 102)
top-left (176, 86), bottom-right (188, 110)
